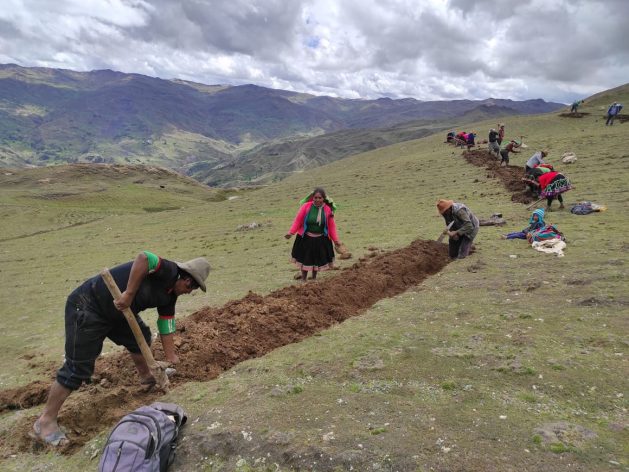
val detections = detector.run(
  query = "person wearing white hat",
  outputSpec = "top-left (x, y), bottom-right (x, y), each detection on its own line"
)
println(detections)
top-left (32, 251), bottom-right (210, 446)
top-left (488, 128), bottom-right (500, 158)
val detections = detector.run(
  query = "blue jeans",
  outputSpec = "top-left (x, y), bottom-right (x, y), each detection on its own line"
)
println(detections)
top-left (505, 231), bottom-right (527, 240)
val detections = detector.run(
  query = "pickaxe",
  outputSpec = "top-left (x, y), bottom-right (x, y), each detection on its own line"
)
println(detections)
top-left (100, 269), bottom-right (170, 391)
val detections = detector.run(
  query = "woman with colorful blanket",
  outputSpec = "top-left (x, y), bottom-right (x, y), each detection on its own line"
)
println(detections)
top-left (285, 187), bottom-right (341, 281)
top-left (502, 209), bottom-right (546, 240)
top-left (524, 170), bottom-right (572, 210)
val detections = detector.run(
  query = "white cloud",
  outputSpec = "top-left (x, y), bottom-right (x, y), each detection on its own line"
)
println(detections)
top-left (0, 0), bottom-right (627, 102)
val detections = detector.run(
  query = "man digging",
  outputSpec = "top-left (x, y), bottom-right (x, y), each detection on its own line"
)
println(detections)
top-left (437, 199), bottom-right (479, 259)
top-left (32, 251), bottom-right (210, 446)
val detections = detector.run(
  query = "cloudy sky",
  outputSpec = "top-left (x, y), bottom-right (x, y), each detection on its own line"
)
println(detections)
top-left (1, 0), bottom-right (627, 103)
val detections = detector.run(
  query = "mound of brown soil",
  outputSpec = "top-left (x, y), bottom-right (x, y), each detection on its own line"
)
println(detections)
top-left (0, 239), bottom-right (450, 455)
top-left (462, 149), bottom-right (536, 204)
top-left (558, 112), bottom-right (590, 118)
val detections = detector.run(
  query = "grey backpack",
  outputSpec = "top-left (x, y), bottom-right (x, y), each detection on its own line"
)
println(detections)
top-left (98, 402), bottom-right (187, 472)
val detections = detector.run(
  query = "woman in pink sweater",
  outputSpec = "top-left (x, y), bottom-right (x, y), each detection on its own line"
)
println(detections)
top-left (285, 187), bottom-right (341, 281)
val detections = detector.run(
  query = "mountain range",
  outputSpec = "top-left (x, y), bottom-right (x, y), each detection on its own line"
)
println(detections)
top-left (0, 63), bottom-right (565, 185)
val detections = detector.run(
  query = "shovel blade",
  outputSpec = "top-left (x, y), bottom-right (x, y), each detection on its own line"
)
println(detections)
top-left (437, 221), bottom-right (454, 243)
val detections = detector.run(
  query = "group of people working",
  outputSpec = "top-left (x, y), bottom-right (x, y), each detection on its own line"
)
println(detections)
top-left (446, 130), bottom-right (477, 149)
top-left (32, 184), bottom-right (478, 448)
top-left (569, 99), bottom-right (623, 126)
top-left (522, 150), bottom-right (572, 210)
top-left (40, 95), bottom-right (623, 447)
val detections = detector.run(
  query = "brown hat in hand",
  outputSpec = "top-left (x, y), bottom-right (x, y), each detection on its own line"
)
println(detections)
top-left (436, 199), bottom-right (454, 215)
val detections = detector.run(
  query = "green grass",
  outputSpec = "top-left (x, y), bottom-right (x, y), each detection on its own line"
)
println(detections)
top-left (0, 87), bottom-right (628, 470)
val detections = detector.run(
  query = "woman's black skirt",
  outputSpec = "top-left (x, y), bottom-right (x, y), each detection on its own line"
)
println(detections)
top-left (291, 233), bottom-right (335, 271)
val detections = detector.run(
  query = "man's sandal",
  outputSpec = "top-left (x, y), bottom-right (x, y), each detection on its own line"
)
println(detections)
top-left (29, 420), bottom-right (69, 447)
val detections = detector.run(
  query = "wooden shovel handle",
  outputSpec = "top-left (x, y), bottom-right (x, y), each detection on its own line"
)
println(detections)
top-left (526, 197), bottom-right (545, 210)
top-left (100, 269), bottom-right (163, 376)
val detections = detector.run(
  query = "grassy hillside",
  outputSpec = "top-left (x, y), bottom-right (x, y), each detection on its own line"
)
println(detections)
top-left (192, 108), bottom-right (522, 188)
top-left (0, 88), bottom-right (627, 470)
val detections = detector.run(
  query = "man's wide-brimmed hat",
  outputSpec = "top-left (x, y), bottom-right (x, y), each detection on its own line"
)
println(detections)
top-left (436, 199), bottom-right (454, 215)
top-left (176, 257), bottom-right (210, 292)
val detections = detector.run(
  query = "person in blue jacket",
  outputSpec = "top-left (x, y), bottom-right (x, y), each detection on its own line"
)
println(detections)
top-left (606, 102), bottom-right (623, 126)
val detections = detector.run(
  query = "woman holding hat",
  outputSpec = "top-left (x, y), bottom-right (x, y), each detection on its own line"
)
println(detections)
top-left (285, 187), bottom-right (341, 281)
top-left (437, 199), bottom-right (479, 259)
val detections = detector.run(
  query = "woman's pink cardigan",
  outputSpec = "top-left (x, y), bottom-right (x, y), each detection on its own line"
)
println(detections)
top-left (288, 202), bottom-right (339, 243)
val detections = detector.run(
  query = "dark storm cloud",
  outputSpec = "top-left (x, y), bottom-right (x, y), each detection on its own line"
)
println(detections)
top-left (444, 0), bottom-right (629, 85)
top-left (448, 0), bottom-right (531, 18)
top-left (131, 0), bottom-right (303, 59)
top-left (330, 1), bottom-right (487, 77)
top-left (0, 18), bottom-right (22, 38)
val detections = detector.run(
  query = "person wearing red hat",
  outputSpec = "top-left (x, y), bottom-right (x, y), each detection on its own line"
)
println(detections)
top-left (437, 199), bottom-right (479, 259)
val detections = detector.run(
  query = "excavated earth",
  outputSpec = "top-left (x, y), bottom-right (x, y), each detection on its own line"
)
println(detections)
top-left (462, 149), bottom-right (536, 204)
top-left (558, 112), bottom-right (629, 123)
top-left (558, 112), bottom-right (590, 118)
top-left (0, 239), bottom-right (450, 455)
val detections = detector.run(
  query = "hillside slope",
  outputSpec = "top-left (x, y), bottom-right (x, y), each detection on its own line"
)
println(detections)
top-left (0, 164), bottom-right (234, 241)
top-left (0, 87), bottom-right (627, 472)
top-left (189, 105), bottom-right (537, 187)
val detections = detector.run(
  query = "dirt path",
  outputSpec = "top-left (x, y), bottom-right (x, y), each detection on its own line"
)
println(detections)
top-left (0, 218), bottom-right (105, 242)
top-left (462, 149), bottom-right (535, 204)
top-left (0, 239), bottom-right (450, 455)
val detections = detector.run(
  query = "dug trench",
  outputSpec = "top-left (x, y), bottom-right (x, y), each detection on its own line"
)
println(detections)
top-left (0, 239), bottom-right (450, 455)
top-left (462, 149), bottom-right (536, 204)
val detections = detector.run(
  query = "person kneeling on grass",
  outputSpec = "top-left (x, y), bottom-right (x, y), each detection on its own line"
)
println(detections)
top-left (32, 251), bottom-right (210, 447)
top-left (502, 209), bottom-right (546, 240)
top-left (437, 199), bottom-right (479, 259)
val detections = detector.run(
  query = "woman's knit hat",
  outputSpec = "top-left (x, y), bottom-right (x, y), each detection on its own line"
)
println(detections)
top-left (436, 199), bottom-right (454, 215)
top-left (530, 208), bottom-right (545, 225)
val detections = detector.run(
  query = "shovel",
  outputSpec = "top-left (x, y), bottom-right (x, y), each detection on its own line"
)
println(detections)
top-left (437, 221), bottom-right (454, 243)
top-left (526, 197), bottom-right (545, 210)
top-left (100, 268), bottom-right (170, 391)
